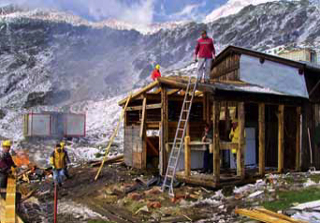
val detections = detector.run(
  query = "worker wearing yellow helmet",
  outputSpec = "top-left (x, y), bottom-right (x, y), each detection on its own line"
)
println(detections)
top-left (151, 64), bottom-right (162, 81)
top-left (229, 119), bottom-right (246, 167)
top-left (0, 140), bottom-right (16, 192)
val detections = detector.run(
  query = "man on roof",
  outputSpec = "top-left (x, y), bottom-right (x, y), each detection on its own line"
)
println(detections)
top-left (194, 30), bottom-right (216, 83)
top-left (151, 64), bottom-right (161, 81)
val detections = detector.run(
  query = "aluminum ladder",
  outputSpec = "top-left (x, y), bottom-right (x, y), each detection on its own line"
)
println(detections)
top-left (161, 76), bottom-right (198, 196)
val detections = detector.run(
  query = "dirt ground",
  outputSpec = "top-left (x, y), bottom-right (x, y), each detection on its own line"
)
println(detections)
top-left (17, 161), bottom-right (320, 223)
top-left (17, 163), bottom-right (247, 223)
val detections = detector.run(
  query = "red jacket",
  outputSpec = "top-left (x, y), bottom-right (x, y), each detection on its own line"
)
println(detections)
top-left (195, 37), bottom-right (215, 59)
top-left (151, 69), bottom-right (161, 81)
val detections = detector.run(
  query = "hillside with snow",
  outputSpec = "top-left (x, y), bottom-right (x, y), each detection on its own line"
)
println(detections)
top-left (204, 0), bottom-right (279, 23)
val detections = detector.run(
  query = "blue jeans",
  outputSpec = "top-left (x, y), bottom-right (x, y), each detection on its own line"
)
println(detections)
top-left (53, 169), bottom-right (66, 184)
top-left (197, 58), bottom-right (212, 82)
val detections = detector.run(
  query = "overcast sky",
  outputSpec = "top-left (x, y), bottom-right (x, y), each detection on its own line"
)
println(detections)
top-left (0, 0), bottom-right (228, 24)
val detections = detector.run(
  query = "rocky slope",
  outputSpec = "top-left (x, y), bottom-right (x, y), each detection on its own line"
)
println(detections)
top-left (0, 0), bottom-right (320, 144)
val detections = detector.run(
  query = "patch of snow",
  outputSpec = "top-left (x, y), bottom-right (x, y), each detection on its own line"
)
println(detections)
top-left (58, 200), bottom-right (108, 221)
top-left (204, 0), bottom-right (279, 23)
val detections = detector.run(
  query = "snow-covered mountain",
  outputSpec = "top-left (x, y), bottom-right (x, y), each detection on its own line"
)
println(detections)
top-left (204, 0), bottom-right (279, 23)
top-left (1, 0), bottom-right (320, 146)
top-left (0, 6), bottom-right (188, 35)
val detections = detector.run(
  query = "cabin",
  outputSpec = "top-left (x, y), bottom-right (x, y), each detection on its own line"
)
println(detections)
top-left (23, 112), bottom-right (86, 139)
top-left (118, 45), bottom-right (320, 188)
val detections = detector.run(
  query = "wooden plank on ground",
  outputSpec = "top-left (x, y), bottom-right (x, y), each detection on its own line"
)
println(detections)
top-left (235, 208), bottom-right (306, 223)
top-left (259, 103), bottom-right (265, 176)
top-left (3, 177), bottom-right (17, 223)
top-left (0, 197), bottom-right (24, 223)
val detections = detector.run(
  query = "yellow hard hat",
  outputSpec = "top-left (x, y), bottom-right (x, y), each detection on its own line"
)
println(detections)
top-left (60, 142), bottom-right (65, 147)
top-left (155, 64), bottom-right (160, 70)
top-left (2, 140), bottom-right (11, 147)
top-left (232, 119), bottom-right (239, 123)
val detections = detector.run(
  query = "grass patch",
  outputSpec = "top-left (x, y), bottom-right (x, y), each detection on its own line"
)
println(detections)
top-left (310, 174), bottom-right (320, 183)
top-left (263, 186), bottom-right (320, 211)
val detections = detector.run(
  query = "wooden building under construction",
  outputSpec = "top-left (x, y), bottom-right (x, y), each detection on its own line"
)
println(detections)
top-left (119, 45), bottom-right (320, 188)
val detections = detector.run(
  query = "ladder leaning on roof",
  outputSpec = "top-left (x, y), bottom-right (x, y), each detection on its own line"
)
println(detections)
top-left (161, 76), bottom-right (198, 197)
top-left (94, 92), bottom-right (132, 181)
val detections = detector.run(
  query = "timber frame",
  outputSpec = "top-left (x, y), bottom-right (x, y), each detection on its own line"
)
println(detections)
top-left (119, 45), bottom-right (320, 188)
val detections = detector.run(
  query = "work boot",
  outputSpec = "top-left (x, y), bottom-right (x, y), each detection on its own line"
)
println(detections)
top-left (58, 182), bottom-right (62, 188)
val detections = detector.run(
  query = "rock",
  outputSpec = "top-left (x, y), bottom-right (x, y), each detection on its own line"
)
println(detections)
top-left (0, 109), bottom-right (5, 119)
top-left (144, 187), bottom-right (161, 196)
top-left (128, 192), bottom-right (142, 201)
top-left (104, 195), bottom-right (118, 203)
top-left (147, 201), bottom-right (161, 209)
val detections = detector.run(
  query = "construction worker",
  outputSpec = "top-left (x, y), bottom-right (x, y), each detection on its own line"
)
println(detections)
top-left (194, 30), bottom-right (216, 83)
top-left (151, 64), bottom-right (161, 81)
top-left (50, 144), bottom-right (69, 187)
top-left (229, 119), bottom-right (246, 167)
top-left (60, 141), bottom-right (71, 179)
top-left (201, 124), bottom-right (213, 173)
top-left (0, 140), bottom-right (16, 195)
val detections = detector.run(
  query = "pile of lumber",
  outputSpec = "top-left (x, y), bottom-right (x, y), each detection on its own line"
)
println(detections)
top-left (235, 208), bottom-right (307, 223)
top-left (90, 155), bottom-right (124, 167)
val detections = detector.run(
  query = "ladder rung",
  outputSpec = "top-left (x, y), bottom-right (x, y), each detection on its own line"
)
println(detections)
top-left (185, 100), bottom-right (191, 103)
top-left (178, 128), bottom-right (184, 131)
top-left (183, 110), bottom-right (189, 112)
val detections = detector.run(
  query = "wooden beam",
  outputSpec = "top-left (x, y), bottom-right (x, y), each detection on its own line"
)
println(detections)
top-left (212, 102), bottom-right (220, 185)
top-left (140, 97), bottom-right (147, 138)
top-left (167, 89), bottom-right (181, 96)
top-left (185, 136), bottom-right (191, 177)
top-left (225, 102), bottom-right (230, 136)
top-left (126, 103), bottom-right (162, 111)
top-left (237, 102), bottom-right (245, 179)
top-left (161, 87), bottom-right (169, 174)
top-left (118, 80), bottom-right (159, 105)
top-left (146, 137), bottom-right (159, 155)
top-left (278, 105), bottom-right (285, 173)
top-left (296, 107), bottom-right (302, 171)
top-left (259, 103), bottom-right (265, 176)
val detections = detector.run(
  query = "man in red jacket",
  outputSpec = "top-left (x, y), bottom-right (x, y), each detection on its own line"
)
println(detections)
top-left (194, 30), bottom-right (216, 83)
top-left (151, 64), bottom-right (161, 81)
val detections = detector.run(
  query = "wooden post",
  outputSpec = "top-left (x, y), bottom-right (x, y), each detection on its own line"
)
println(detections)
top-left (140, 97), bottom-right (147, 138)
top-left (212, 102), bottom-right (220, 185)
top-left (225, 102), bottom-right (230, 135)
top-left (203, 93), bottom-right (207, 121)
top-left (161, 87), bottom-right (169, 173)
top-left (278, 105), bottom-right (285, 173)
top-left (237, 102), bottom-right (245, 179)
top-left (185, 136), bottom-right (191, 176)
top-left (296, 107), bottom-right (302, 171)
top-left (259, 103), bottom-right (265, 176)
